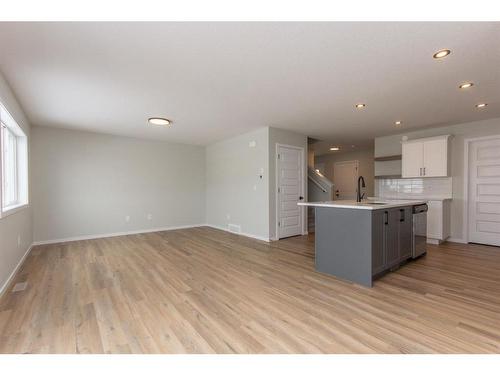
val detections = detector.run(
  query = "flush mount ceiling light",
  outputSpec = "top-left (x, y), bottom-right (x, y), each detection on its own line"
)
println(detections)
top-left (476, 103), bottom-right (488, 108)
top-left (395, 121), bottom-right (402, 126)
top-left (355, 103), bottom-right (366, 109)
top-left (433, 49), bottom-right (451, 59)
top-left (459, 82), bottom-right (474, 89)
top-left (148, 117), bottom-right (171, 126)
top-left (330, 147), bottom-right (340, 151)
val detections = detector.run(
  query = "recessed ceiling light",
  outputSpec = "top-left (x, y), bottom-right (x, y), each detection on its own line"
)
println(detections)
top-left (148, 117), bottom-right (171, 126)
top-left (476, 103), bottom-right (488, 108)
top-left (433, 49), bottom-right (451, 59)
top-left (395, 121), bottom-right (402, 126)
top-left (459, 82), bottom-right (474, 89)
top-left (355, 103), bottom-right (366, 109)
top-left (330, 147), bottom-right (340, 151)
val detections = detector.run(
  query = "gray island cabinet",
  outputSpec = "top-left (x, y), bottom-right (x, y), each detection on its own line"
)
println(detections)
top-left (299, 200), bottom-right (424, 287)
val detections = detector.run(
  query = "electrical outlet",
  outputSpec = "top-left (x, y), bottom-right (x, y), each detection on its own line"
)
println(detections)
top-left (147, 213), bottom-right (153, 221)
top-left (125, 215), bottom-right (130, 222)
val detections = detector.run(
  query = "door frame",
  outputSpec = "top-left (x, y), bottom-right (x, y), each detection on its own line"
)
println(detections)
top-left (463, 134), bottom-right (500, 244)
top-left (275, 143), bottom-right (306, 240)
top-left (333, 160), bottom-right (359, 200)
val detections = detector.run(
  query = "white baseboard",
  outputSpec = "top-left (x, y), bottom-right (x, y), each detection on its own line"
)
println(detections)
top-left (0, 242), bottom-right (35, 299)
top-left (32, 224), bottom-right (206, 246)
top-left (427, 238), bottom-right (442, 245)
top-left (446, 237), bottom-right (467, 244)
top-left (205, 224), bottom-right (270, 242)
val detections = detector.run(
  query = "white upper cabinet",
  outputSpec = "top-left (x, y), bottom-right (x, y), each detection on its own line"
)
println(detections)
top-left (401, 141), bottom-right (424, 178)
top-left (402, 135), bottom-right (450, 178)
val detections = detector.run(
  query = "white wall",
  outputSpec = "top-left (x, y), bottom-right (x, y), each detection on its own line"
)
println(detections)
top-left (268, 127), bottom-right (308, 240)
top-left (375, 117), bottom-right (500, 242)
top-left (205, 127), bottom-right (270, 240)
top-left (315, 146), bottom-right (375, 197)
top-left (31, 126), bottom-right (205, 243)
top-left (0, 72), bottom-right (33, 294)
top-left (205, 126), bottom-right (308, 241)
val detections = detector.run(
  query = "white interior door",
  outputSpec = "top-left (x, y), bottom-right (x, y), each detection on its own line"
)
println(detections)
top-left (468, 137), bottom-right (500, 246)
top-left (277, 145), bottom-right (304, 239)
top-left (333, 160), bottom-right (358, 200)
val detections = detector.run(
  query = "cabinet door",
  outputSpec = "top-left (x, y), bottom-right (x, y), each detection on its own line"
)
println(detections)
top-left (427, 200), bottom-right (443, 240)
top-left (423, 138), bottom-right (448, 177)
top-left (385, 209), bottom-right (400, 267)
top-left (372, 210), bottom-right (386, 275)
top-left (398, 207), bottom-right (413, 260)
top-left (402, 142), bottom-right (423, 178)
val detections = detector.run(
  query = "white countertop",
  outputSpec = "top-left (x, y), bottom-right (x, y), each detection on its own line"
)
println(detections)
top-left (298, 199), bottom-right (428, 210)
top-left (372, 196), bottom-right (452, 201)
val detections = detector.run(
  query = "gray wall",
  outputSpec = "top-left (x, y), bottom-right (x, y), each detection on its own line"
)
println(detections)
top-left (205, 127), bottom-right (270, 240)
top-left (315, 146), bottom-right (375, 197)
top-left (375, 117), bottom-right (500, 242)
top-left (31, 126), bottom-right (206, 243)
top-left (268, 127), bottom-right (308, 240)
top-left (0, 72), bottom-right (33, 294)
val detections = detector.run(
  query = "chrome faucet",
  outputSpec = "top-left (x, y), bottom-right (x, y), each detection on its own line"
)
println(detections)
top-left (357, 176), bottom-right (366, 202)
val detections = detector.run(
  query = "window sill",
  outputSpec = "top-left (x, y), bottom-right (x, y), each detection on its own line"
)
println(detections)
top-left (0, 203), bottom-right (29, 219)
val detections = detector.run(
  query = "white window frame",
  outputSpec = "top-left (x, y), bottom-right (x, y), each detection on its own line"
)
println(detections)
top-left (0, 101), bottom-right (29, 219)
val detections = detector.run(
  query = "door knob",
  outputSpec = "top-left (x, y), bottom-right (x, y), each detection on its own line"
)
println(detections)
top-left (299, 196), bottom-right (304, 200)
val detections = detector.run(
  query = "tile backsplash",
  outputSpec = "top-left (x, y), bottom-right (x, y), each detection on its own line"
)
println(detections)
top-left (375, 177), bottom-right (452, 199)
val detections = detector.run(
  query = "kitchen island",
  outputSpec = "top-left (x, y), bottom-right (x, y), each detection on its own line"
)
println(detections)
top-left (298, 199), bottom-right (427, 287)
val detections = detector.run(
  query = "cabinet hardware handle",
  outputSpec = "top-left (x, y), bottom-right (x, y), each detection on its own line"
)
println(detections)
top-left (384, 211), bottom-right (388, 225)
top-left (423, 167), bottom-right (426, 176)
top-left (419, 167), bottom-right (422, 176)
top-left (400, 209), bottom-right (404, 222)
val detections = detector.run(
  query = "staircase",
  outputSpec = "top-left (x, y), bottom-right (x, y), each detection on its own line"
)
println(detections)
top-left (307, 167), bottom-right (334, 234)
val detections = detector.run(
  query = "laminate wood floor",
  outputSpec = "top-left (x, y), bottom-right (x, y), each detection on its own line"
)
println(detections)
top-left (1, 227), bottom-right (499, 353)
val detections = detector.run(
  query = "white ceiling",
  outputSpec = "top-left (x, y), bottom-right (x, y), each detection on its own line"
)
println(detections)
top-left (0, 22), bottom-right (499, 147)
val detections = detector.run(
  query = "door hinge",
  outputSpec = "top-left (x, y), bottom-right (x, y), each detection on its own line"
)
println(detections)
top-left (278, 221), bottom-right (281, 227)
top-left (278, 187), bottom-right (281, 193)
top-left (277, 154), bottom-right (280, 159)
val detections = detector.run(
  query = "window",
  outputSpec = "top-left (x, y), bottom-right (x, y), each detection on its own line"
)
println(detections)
top-left (0, 102), bottom-right (28, 217)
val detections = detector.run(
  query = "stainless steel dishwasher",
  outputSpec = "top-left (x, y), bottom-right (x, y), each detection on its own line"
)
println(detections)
top-left (412, 204), bottom-right (428, 258)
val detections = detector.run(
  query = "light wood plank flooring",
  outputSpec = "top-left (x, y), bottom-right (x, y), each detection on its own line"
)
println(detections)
top-left (1, 226), bottom-right (500, 353)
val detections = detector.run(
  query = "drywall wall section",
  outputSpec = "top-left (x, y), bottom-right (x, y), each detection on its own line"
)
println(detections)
top-left (205, 127), bottom-right (270, 240)
top-left (31, 126), bottom-right (206, 243)
top-left (315, 146), bottom-right (375, 197)
top-left (375, 117), bottom-right (500, 242)
top-left (268, 127), bottom-right (308, 240)
top-left (0, 72), bottom-right (33, 295)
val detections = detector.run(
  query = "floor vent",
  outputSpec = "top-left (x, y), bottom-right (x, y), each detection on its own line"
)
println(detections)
top-left (228, 224), bottom-right (241, 234)
top-left (12, 282), bottom-right (28, 292)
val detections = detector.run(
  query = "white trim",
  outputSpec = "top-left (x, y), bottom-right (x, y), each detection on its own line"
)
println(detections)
top-left (0, 203), bottom-right (29, 219)
top-left (205, 224), bottom-right (270, 242)
top-left (402, 134), bottom-right (452, 144)
top-left (275, 143), bottom-right (306, 240)
top-left (32, 224), bottom-right (206, 246)
top-left (463, 134), bottom-right (500, 245)
top-left (0, 243), bottom-right (34, 299)
top-left (447, 237), bottom-right (467, 244)
top-left (427, 238), bottom-right (442, 245)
